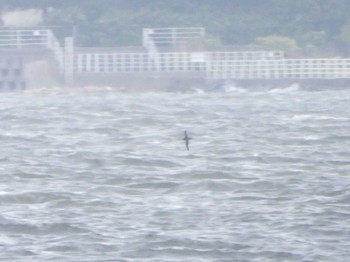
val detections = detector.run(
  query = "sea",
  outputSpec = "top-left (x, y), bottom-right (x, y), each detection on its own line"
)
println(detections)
top-left (0, 85), bottom-right (349, 262)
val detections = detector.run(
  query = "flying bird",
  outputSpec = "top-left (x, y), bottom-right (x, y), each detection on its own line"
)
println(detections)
top-left (183, 131), bottom-right (192, 150)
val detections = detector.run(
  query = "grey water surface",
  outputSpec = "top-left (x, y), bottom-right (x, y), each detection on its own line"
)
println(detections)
top-left (0, 86), bottom-right (350, 261)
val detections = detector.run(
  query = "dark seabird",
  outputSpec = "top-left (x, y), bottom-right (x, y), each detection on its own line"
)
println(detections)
top-left (183, 130), bottom-right (192, 150)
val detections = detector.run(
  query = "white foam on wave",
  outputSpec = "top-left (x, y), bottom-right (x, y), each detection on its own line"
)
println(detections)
top-left (292, 114), bottom-right (349, 121)
top-left (267, 83), bottom-right (300, 94)
top-left (219, 82), bottom-right (303, 94)
top-left (300, 135), bottom-right (325, 141)
top-left (193, 88), bottom-right (206, 94)
top-left (222, 84), bottom-right (248, 94)
top-left (22, 86), bottom-right (115, 95)
top-left (0, 234), bottom-right (16, 245)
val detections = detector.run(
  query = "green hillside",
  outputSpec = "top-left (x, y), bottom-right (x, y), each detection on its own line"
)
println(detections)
top-left (1, 0), bottom-right (350, 55)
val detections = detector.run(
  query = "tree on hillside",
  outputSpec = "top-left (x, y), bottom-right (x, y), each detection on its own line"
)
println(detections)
top-left (251, 35), bottom-right (299, 52)
top-left (1, 0), bottom-right (350, 54)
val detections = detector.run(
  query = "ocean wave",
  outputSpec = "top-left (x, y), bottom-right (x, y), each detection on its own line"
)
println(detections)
top-left (0, 87), bottom-right (349, 261)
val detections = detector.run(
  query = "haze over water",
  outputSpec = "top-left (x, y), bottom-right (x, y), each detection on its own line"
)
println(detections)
top-left (0, 86), bottom-right (350, 261)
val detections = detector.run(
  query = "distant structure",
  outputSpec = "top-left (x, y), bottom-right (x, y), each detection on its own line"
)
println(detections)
top-left (0, 27), bottom-right (63, 90)
top-left (1, 26), bottom-right (350, 91)
top-left (143, 27), bottom-right (205, 51)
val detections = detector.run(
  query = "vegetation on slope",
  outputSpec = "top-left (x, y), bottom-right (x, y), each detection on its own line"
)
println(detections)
top-left (1, 0), bottom-right (350, 55)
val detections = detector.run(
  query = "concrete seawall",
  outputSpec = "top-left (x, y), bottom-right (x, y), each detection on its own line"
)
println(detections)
top-left (2, 27), bottom-right (350, 92)
top-left (73, 72), bottom-right (209, 92)
top-left (0, 49), bottom-right (61, 91)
